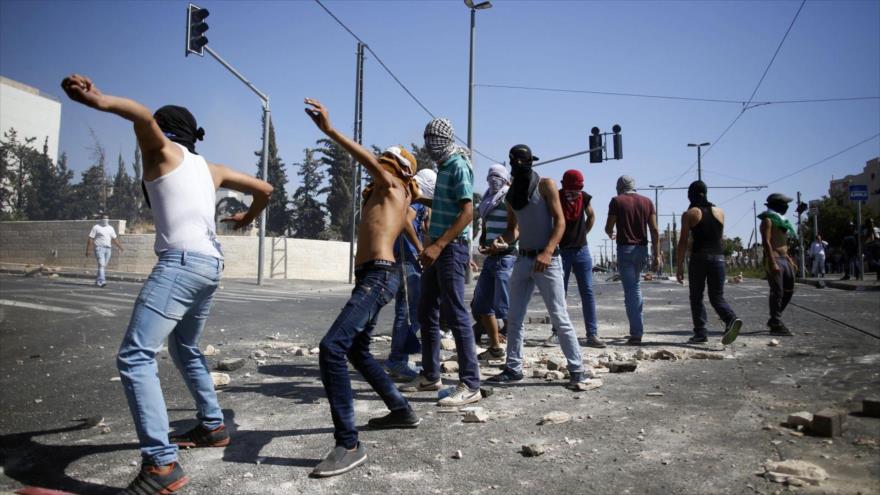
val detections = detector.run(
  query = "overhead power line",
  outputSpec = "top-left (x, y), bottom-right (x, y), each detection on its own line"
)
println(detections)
top-left (313, 0), bottom-right (502, 164)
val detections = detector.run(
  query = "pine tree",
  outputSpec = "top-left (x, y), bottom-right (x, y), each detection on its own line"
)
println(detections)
top-left (315, 138), bottom-right (355, 241)
top-left (290, 148), bottom-right (328, 239)
top-left (255, 116), bottom-right (291, 236)
top-left (131, 144), bottom-right (147, 222)
top-left (0, 128), bottom-right (38, 218)
top-left (71, 133), bottom-right (107, 219)
top-left (24, 138), bottom-right (73, 220)
top-left (108, 152), bottom-right (137, 221)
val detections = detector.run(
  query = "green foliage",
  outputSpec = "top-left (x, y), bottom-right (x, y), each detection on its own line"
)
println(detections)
top-left (804, 190), bottom-right (878, 247)
top-left (409, 143), bottom-right (435, 171)
top-left (256, 116), bottom-right (292, 236)
top-left (721, 236), bottom-right (743, 256)
top-left (290, 148), bottom-right (329, 239)
top-left (25, 141), bottom-right (74, 220)
top-left (107, 152), bottom-right (138, 222)
top-left (0, 128), bottom-right (38, 218)
top-left (315, 138), bottom-right (354, 241)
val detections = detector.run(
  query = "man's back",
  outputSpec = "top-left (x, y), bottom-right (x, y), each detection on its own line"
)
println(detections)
top-left (609, 193), bottom-right (654, 246)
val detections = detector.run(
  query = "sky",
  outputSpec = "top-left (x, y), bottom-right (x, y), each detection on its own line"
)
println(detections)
top-left (1, 0), bottom-right (878, 255)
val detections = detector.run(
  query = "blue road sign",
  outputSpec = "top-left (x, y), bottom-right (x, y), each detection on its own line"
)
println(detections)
top-left (849, 184), bottom-right (868, 201)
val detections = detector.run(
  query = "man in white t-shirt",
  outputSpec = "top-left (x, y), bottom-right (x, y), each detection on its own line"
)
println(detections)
top-left (809, 234), bottom-right (828, 278)
top-left (86, 215), bottom-right (124, 287)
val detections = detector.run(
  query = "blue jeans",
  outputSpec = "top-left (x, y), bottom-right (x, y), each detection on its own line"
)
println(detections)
top-left (116, 250), bottom-right (223, 466)
top-left (471, 253), bottom-right (515, 320)
top-left (617, 244), bottom-right (648, 337)
top-left (95, 246), bottom-right (111, 284)
top-left (505, 255), bottom-right (584, 375)
top-left (560, 246), bottom-right (599, 337)
top-left (389, 261), bottom-right (422, 363)
top-left (418, 243), bottom-right (480, 390)
top-left (319, 266), bottom-right (409, 449)
top-left (688, 254), bottom-right (737, 336)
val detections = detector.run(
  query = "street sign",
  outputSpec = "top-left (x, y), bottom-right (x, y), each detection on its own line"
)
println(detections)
top-left (809, 199), bottom-right (820, 215)
top-left (849, 184), bottom-right (868, 201)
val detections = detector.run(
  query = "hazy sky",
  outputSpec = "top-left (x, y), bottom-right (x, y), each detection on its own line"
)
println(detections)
top-left (1, 0), bottom-right (878, 252)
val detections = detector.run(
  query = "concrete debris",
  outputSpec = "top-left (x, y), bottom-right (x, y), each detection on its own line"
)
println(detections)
top-left (761, 459), bottom-right (828, 486)
top-left (521, 443), bottom-right (546, 457)
top-left (811, 408), bottom-right (846, 438)
top-left (463, 408), bottom-right (489, 423)
top-left (452, 450), bottom-right (463, 459)
top-left (768, 339), bottom-right (780, 347)
top-left (251, 350), bottom-right (267, 359)
top-left (608, 362), bottom-right (637, 373)
top-left (852, 437), bottom-right (878, 447)
top-left (539, 411), bottom-right (571, 425)
top-left (34, 399), bottom-right (42, 404)
top-left (440, 339), bottom-right (456, 351)
top-left (652, 350), bottom-right (678, 361)
top-left (371, 335), bottom-right (392, 342)
top-left (309, 347), bottom-right (320, 355)
top-left (243, 472), bottom-right (254, 479)
top-left (545, 357), bottom-right (567, 371)
top-left (480, 387), bottom-right (494, 398)
top-left (216, 358), bottom-right (245, 372)
top-left (634, 349), bottom-right (652, 360)
top-left (646, 392), bottom-right (664, 397)
top-left (545, 370), bottom-right (565, 381)
top-left (786, 411), bottom-right (813, 429)
top-left (572, 379), bottom-right (603, 391)
top-left (532, 368), bottom-right (550, 379)
top-left (441, 361), bottom-right (460, 373)
top-left (266, 332), bottom-right (283, 340)
top-left (211, 372), bottom-right (230, 388)
top-left (862, 398), bottom-right (880, 418)
top-left (77, 415), bottom-right (105, 428)
top-left (203, 345), bottom-right (220, 356)
top-left (294, 348), bottom-right (307, 356)
top-left (109, 377), bottom-right (121, 382)
top-left (689, 352), bottom-right (724, 360)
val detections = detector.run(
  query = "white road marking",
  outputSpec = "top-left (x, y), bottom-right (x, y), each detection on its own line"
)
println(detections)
top-left (0, 299), bottom-right (81, 314)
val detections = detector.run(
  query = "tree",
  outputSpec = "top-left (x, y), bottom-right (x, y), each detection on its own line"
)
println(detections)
top-left (255, 116), bottom-right (291, 236)
top-left (722, 236), bottom-right (743, 256)
top-left (70, 133), bottom-right (107, 219)
top-left (0, 128), bottom-right (38, 218)
top-left (108, 152), bottom-right (138, 221)
top-left (24, 139), bottom-right (74, 220)
top-left (130, 144), bottom-right (148, 223)
top-left (290, 148), bottom-right (328, 239)
top-left (315, 138), bottom-right (354, 241)
top-left (807, 190), bottom-right (878, 248)
top-left (409, 142), bottom-right (435, 171)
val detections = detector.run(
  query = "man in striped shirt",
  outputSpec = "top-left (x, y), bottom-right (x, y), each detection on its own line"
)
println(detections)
top-left (400, 117), bottom-right (481, 407)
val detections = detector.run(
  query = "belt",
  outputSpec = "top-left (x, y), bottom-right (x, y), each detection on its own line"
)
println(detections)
top-left (518, 247), bottom-right (560, 258)
top-left (355, 259), bottom-right (397, 273)
top-left (448, 237), bottom-right (469, 245)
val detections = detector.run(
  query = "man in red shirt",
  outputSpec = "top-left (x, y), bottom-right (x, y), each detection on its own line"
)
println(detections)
top-left (605, 175), bottom-right (661, 345)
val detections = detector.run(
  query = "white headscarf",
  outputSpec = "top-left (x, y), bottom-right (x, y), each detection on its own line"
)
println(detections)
top-left (478, 164), bottom-right (510, 220)
top-left (414, 169), bottom-right (437, 200)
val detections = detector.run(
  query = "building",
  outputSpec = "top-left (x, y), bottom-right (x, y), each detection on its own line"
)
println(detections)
top-left (0, 76), bottom-right (62, 163)
top-left (829, 157), bottom-right (880, 213)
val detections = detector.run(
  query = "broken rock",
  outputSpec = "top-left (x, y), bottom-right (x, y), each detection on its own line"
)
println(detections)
top-left (811, 408), bottom-right (846, 437)
top-left (768, 339), bottom-right (780, 347)
top-left (452, 450), bottom-right (463, 459)
top-left (786, 411), bottom-right (813, 429)
top-left (608, 362), bottom-right (637, 373)
top-left (761, 459), bottom-right (828, 486)
top-left (463, 409), bottom-right (489, 423)
top-left (203, 344), bottom-right (220, 356)
top-left (211, 372), bottom-right (230, 388)
top-left (545, 370), bottom-right (565, 381)
top-left (216, 358), bottom-right (245, 372)
top-left (652, 349), bottom-right (678, 361)
top-left (539, 411), bottom-right (571, 425)
top-left (440, 338), bottom-right (456, 351)
top-left (572, 379), bottom-right (603, 391)
top-left (521, 443), bottom-right (546, 457)
top-left (441, 361), bottom-right (460, 373)
top-left (545, 357), bottom-right (567, 371)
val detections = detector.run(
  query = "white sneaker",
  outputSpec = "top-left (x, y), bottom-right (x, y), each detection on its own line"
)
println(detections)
top-left (399, 375), bottom-right (442, 393)
top-left (437, 383), bottom-right (481, 407)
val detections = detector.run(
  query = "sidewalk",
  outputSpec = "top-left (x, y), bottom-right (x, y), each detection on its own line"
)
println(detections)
top-left (796, 272), bottom-right (880, 291)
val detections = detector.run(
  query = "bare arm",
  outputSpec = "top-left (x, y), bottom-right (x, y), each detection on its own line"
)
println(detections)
top-left (498, 203), bottom-right (520, 246)
top-left (676, 210), bottom-right (694, 281)
top-left (532, 178), bottom-right (565, 272)
top-left (208, 163), bottom-right (274, 230)
top-left (420, 200), bottom-right (473, 268)
top-left (85, 238), bottom-right (94, 257)
top-left (649, 209), bottom-right (661, 266)
top-left (585, 203), bottom-right (596, 233)
top-left (304, 99), bottom-right (393, 189)
top-left (112, 237), bottom-right (124, 252)
top-left (403, 208), bottom-right (423, 253)
top-left (605, 215), bottom-right (616, 239)
top-left (760, 217), bottom-right (779, 272)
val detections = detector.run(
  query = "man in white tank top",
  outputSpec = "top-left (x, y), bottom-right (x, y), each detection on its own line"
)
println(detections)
top-left (62, 74), bottom-right (272, 494)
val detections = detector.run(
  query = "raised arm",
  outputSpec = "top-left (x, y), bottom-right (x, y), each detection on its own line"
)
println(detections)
top-left (208, 163), bottom-right (274, 230)
top-left (304, 98), bottom-right (393, 189)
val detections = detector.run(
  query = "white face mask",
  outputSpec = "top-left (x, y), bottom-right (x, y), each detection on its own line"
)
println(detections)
top-left (101, 218), bottom-right (109, 227)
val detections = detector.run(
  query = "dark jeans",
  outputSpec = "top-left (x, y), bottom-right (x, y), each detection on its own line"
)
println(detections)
top-left (389, 261), bottom-right (422, 362)
top-left (767, 257), bottom-right (795, 325)
top-left (418, 243), bottom-right (480, 390)
top-left (688, 254), bottom-right (737, 336)
top-left (319, 266), bottom-right (409, 449)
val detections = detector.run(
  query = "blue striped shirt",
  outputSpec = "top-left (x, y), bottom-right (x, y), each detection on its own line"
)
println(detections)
top-left (429, 154), bottom-right (473, 239)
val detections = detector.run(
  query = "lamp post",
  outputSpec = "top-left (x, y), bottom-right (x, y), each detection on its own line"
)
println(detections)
top-left (687, 142), bottom-right (711, 181)
top-left (464, 0), bottom-right (492, 283)
top-left (648, 184), bottom-right (664, 275)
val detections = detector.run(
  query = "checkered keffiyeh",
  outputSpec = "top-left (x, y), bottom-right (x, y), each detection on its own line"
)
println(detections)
top-left (424, 118), bottom-right (471, 165)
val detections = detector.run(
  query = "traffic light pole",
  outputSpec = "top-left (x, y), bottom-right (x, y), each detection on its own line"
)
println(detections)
top-left (202, 45), bottom-right (271, 285)
top-left (796, 192), bottom-right (806, 276)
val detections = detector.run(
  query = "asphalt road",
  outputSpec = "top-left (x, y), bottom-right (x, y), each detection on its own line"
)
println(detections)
top-left (0, 272), bottom-right (878, 494)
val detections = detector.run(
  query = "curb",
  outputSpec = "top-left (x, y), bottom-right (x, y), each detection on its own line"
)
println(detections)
top-left (796, 277), bottom-right (880, 292)
top-left (0, 266), bottom-right (147, 284)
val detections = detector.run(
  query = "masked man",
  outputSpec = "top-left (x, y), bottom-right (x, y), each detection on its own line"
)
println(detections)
top-left (759, 193), bottom-right (797, 336)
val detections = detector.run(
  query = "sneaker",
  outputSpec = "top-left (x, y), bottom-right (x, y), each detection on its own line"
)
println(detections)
top-left (585, 336), bottom-right (607, 349)
top-left (311, 443), bottom-right (367, 478)
top-left (437, 383), bottom-right (481, 407)
top-left (118, 462), bottom-right (189, 495)
top-left (97, 282), bottom-right (107, 288)
top-left (367, 408), bottom-right (421, 429)
top-left (565, 371), bottom-right (586, 391)
top-left (769, 322), bottom-right (793, 336)
top-left (687, 334), bottom-right (708, 344)
top-left (722, 318), bottom-right (743, 345)
top-left (478, 347), bottom-right (505, 360)
top-left (399, 374), bottom-right (442, 393)
top-left (542, 333), bottom-right (559, 347)
top-left (170, 423), bottom-right (230, 449)
top-left (487, 367), bottom-right (524, 384)
top-left (625, 336), bottom-right (642, 346)
top-left (386, 360), bottom-right (422, 382)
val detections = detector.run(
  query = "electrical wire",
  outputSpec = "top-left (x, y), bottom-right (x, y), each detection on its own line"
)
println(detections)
top-left (313, 0), bottom-right (503, 164)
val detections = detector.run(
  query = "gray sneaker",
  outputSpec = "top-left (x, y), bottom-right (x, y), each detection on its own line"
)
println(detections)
top-left (399, 375), bottom-right (442, 393)
top-left (311, 443), bottom-right (367, 478)
top-left (437, 383), bottom-right (481, 407)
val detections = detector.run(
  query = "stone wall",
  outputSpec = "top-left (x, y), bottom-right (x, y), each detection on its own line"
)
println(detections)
top-left (0, 220), bottom-right (351, 281)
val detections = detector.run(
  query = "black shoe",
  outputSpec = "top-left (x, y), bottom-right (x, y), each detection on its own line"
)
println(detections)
top-left (625, 336), bottom-right (642, 346)
top-left (170, 423), bottom-right (230, 449)
top-left (487, 367), bottom-right (524, 384)
top-left (722, 318), bottom-right (743, 345)
top-left (367, 408), bottom-right (421, 429)
top-left (585, 336), bottom-right (607, 349)
top-left (769, 322), bottom-right (793, 336)
top-left (687, 334), bottom-right (708, 344)
top-left (311, 443), bottom-right (367, 478)
top-left (118, 462), bottom-right (189, 495)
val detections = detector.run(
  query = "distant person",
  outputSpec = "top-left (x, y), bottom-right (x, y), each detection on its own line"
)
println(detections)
top-left (400, 118), bottom-right (482, 408)
top-left (758, 193), bottom-right (797, 336)
top-left (487, 145), bottom-right (590, 390)
top-left (809, 234), bottom-right (828, 278)
top-left (675, 181), bottom-right (742, 345)
top-left (86, 214), bottom-right (124, 287)
top-left (604, 175), bottom-right (661, 345)
top-left (62, 74), bottom-right (272, 494)
top-left (863, 218), bottom-right (880, 281)
top-left (304, 99), bottom-right (422, 477)
top-left (841, 223), bottom-right (858, 280)
top-left (472, 164), bottom-right (516, 359)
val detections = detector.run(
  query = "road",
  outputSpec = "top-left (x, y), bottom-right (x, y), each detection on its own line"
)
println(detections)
top-left (0, 273), bottom-right (878, 494)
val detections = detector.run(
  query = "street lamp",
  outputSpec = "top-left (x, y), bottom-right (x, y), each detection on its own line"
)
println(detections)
top-left (464, 0), bottom-right (492, 284)
top-left (687, 142), bottom-right (711, 182)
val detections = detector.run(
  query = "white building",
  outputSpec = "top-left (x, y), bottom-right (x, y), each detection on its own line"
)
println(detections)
top-left (0, 76), bottom-right (62, 163)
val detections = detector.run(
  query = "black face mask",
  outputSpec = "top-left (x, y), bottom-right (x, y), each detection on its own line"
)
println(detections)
top-left (507, 145), bottom-right (539, 210)
top-left (768, 202), bottom-right (789, 215)
top-left (153, 105), bottom-right (204, 154)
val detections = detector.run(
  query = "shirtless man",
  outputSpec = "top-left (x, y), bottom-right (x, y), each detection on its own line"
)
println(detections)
top-left (61, 74), bottom-right (272, 494)
top-left (758, 193), bottom-right (797, 336)
top-left (304, 99), bottom-right (421, 478)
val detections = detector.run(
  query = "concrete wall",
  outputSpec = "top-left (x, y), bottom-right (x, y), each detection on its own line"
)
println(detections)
top-left (0, 76), bottom-right (62, 163)
top-left (0, 220), bottom-right (351, 282)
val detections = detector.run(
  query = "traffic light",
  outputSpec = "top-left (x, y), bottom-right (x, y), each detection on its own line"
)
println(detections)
top-left (612, 124), bottom-right (623, 160)
top-left (796, 201), bottom-right (808, 215)
top-left (186, 4), bottom-right (210, 57)
top-left (589, 127), bottom-right (603, 163)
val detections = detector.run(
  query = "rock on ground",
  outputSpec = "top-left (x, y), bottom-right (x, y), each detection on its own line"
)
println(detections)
top-left (539, 411), bottom-right (571, 425)
top-left (786, 411), bottom-right (813, 428)
top-left (762, 459), bottom-right (829, 486)
top-left (210, 372), bottom-right (230, 388)
top-left (521, 443), bottom-right (546, 457)
top-left (216, 358), bottom-right (245, 371)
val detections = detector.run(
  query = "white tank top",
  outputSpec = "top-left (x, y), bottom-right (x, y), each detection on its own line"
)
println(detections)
top-left (144, 144), bottom-right (223, 259)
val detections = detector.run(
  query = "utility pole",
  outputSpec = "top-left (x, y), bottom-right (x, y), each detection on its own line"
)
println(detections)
top-left (753, 200), bottom-right (759, 266)
top-left (688, 142), bottom-right (710, 181)
top-left (796, 192), bottom-right (806, 275)
top-left (348, 42), bottom-right (365, 284)
top-left (857, 200), bottom-right (864, 280)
